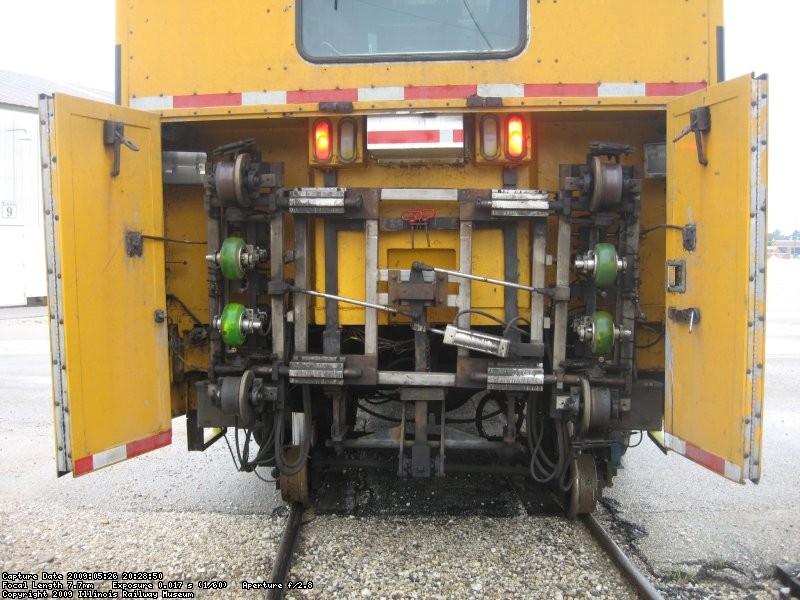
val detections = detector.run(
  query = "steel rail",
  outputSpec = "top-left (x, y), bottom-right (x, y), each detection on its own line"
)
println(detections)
top-left (266, 503), bottom-right (304, 600)
top-left (581, 513), bottom-right (664, 600)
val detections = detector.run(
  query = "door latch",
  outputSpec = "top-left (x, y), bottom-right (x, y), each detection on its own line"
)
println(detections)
top-left (103, 120), bottom-right (140, 176)
top-left (672, 106), bottom-right (711, 166)
top-left (668, 307), bottom-right (701, 333)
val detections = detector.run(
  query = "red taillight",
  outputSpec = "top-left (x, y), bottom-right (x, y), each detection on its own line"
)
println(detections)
top-left (314, 119), bottom-right (332, 161)
top-left (505, 114), bottom-right (525, 160)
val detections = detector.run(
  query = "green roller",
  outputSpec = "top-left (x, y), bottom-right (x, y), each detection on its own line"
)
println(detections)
top-left (219, 303), bottom-right (246, 346)
top-left (593, 243), bottom-right (619, 288)
top-left (218, 237), bottom-right (246, 280)
top-left (590, 311), bottom-right (615, 355)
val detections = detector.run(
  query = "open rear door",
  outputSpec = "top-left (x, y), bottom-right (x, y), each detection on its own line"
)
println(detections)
top-left (663, 74), bottom-right (767, 483)
top-left (40, 94), bottom-right (171, 477)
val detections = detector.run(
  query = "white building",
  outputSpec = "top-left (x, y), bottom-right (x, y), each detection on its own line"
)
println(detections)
top-left (0, 70), bottom-right (111, 306)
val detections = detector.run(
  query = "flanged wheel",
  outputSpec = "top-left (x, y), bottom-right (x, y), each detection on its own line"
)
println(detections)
top-left (567, 454), bottom-right (599, 518)
top-left (280, 446), bottom-right (310, 506)
top-left (218, 237), bottom-right (247, 280)
top-left (233, 153), bottom-right (251, 207)
top-left (238, 370), bottom-right (255, 426)
top-left (590, 157), bottom-right (623, 212)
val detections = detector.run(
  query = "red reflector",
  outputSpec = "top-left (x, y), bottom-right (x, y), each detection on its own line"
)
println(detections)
top-left (505, 115), bottom-right (525, 160)
top-left (314, 119), bottom-right (332, 161)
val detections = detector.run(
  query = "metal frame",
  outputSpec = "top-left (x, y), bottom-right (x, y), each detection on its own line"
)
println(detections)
top-left (39, 95), bottom-right (72, 476)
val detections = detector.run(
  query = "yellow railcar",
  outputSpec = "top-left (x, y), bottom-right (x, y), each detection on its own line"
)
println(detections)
top-left (41, 0), bottom-right (766, 514)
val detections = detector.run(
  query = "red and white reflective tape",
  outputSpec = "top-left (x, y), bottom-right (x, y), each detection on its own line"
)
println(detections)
top-left (367, 114), bottom-right (463, 150)
top-left (129, 81), bottom-right (707, 110)
top-left (664, 432), bottom-right (741, 482)
top-left (73, 430), bottom-right (172, 476)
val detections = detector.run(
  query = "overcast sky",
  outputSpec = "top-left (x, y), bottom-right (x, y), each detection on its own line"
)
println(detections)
top-left (0, 1), bottom-right (795, 231)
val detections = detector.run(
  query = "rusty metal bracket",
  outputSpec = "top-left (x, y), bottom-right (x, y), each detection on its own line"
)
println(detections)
top-left (682, 223), bottom-right (697, 252)
top-left (103, 120), bottom-right (139, 176)
top-left (387, 270), bottom-right (447, 307)
top-left (668, 307), bottom-right (701, 333)
top-left (672, 106), bottom-right (711, 166)
top-left (125, 231), bottom-right (144, 257)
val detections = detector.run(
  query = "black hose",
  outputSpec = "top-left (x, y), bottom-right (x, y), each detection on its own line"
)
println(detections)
top-left (526, 397), bottom-right (571, 484)
top-left (357, 402), bottom-right (402, 423)
top-left (475, 391), bottom-right (508, 439)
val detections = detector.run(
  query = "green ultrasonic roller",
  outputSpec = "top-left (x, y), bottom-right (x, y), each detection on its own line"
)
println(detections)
top-left (213, 303), bottom-right (268, 346)
top-left (589, 311), bottom-right (615, 355)
top-left (206, 237), bottom-right (266, 280)
top-left (219, 236), bottom-right (247, 279)
top-left (573, 311), bottom-right (632, 356)
top-left (574, 243), bottom-right (627, 288)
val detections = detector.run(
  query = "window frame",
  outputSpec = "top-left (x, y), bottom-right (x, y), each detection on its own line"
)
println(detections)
top-left (295, 0), bottom-right (528, 64)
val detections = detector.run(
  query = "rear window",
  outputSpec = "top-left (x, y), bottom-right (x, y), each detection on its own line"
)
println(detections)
top-left (298, 0), bottom-right (527, 63)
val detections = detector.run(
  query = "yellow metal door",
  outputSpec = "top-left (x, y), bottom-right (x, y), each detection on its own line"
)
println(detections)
top-left (663, 74), bottom-right (767, 483)
top-left (40, 94), bottom-right (171, 477)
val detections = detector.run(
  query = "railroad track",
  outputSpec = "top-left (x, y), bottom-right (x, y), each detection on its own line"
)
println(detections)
top-left (264, 501), bottom-right (663, 600)
top-left (265, 503), bottom-right (304, 600)
top-left (581, 513), bottom-right (664, 600)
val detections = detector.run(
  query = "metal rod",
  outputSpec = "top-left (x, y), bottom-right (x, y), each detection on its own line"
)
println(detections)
top-left (266, 502), bottom-right (304, 600)
top-left (581, 514), bottom-right (664, 600)
top-left (294, 217), bottom-right (309, 353)
top-left (271, 212), bottom-right (286, 361)
top-left (290, 287), bottom-right (414, 318)
top-left (365, 219), bottom-right (379, 355)
top-left (377, 371), bottom-right (456, 387)
top-left (141, 234), bottom-right (206, 245)
top-left (414, 262), bottom-right (549, 295)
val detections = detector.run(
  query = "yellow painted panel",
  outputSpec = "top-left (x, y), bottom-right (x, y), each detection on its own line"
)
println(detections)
top-left (665, 74), bottom-right (766, 483)
top-left (119, 0), bottom-right (719, 113)
top-left (164, 186), bottom-right (209, 333)
top-left (46, 94), bottom-right (170, 474)
top-left (163, 186), bottom-right (209, 417)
